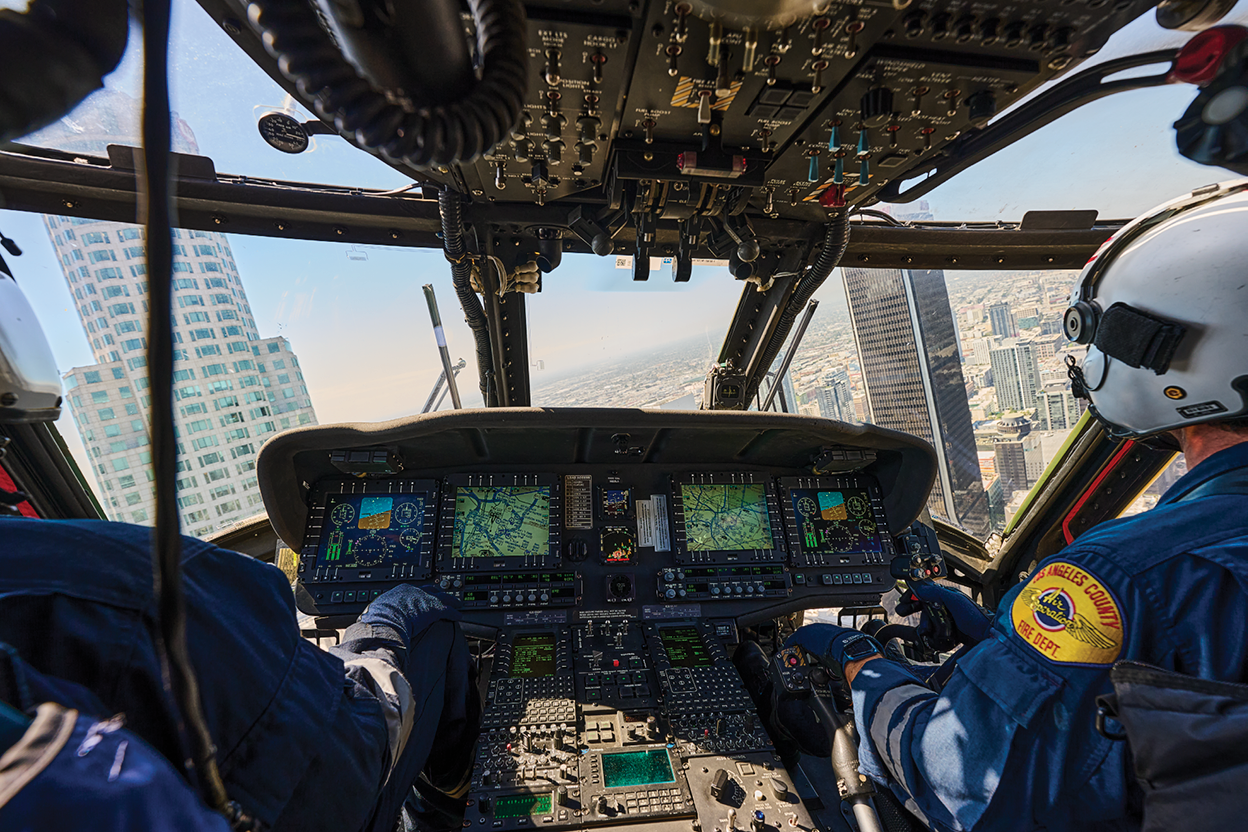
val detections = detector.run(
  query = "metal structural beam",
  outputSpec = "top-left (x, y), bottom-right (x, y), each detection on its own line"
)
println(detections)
top-left (0, 145), bottom-right (1124, 270)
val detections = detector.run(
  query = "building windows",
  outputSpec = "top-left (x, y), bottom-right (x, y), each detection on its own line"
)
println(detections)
top-left (201, 363), bottom-right (226, 377)
top-left (118, 385), bottom-right (132, 397)
top-left (208, 484), bottom-right (236, 500)
top-left (130, 265), bottom-right (147, 277)
top-left (180, 402), bottom-right (207, 417)
top-left (199, 262), bottom-right (222, 273)
top-left (239, 375), bottom-right (259, 388)
top-left (222, 325), bottom-right (243, 337)
top-left (267, 342), bottom-right (282, 354)
top-left (109, 441), bottom-right (127, 453)
top-left (204, 467), bottom-right (228, 483)
top-left (83, 370), bottom-right (102, 384)
top-left (98, 407), bottom-right (116, 420)
top-left (216, 309), bottom-right (238, 321)
top-left (103, 424), bottom-right (121, 437)
top-left (186, 419), bottom-right (212, 433)
top-left (213, 395), bottom-right (239, 410)
top-left (193, 244), bottom-right (215, 256)
top-left (248, 406), bottom-right (270, 419)
top-left (118, 228), bottom-right (143, 241)
top-left (81, 231), bottom-right (111, 245)
top-left (91, 391), bottom-right (109, 404)
top-left (270, 359), bottom-right (286, 370)
top-left (210, 293), bottom-right (231, 305)
top-left (123, 246), bottom-right (145, 259)
top-left (190, 436), bottom-right (218, 450)
top-left (115, 321), bottom-right (139, 334)
top-left (121, 338), bottom-right (145, 353)
top-left (112, 458), bottom-right (129, 472)
top-left (118, 474), bottom-right (136, 489)
top-left (236, 460), bottom-right (256, 474)
top-left (198, 452), bottom-right (224, 467)
top-left (171, 262), bottom-right (192, 273)
top-left (125, 492), bottom-right (143, 505)
top-left (102, 286), bottom-right (128, 299)
top-left (233, 360), bottom-right (255, 372)
top-left (220, 412), bottom-right (243, 425)
top-left (230, 443), bottom-right (254, 459)
top-left (184, 311), bottom-right (210, 324)
top-left (224, 428), bottom-right (249, 442)
top-left (282, 388), bottom-right (295, 399)
top-left (175, 475), bottom-right (198, 491)
top-left (207, 380), bottom-right (233, 393)
top-left (256, 421), bottom-right (277, 434)
top-left (132, 509), bottom-right (149, 523)
top-left (177, 295), bottom-right (205, 308)
top-left (277, 374), bottom-right (290, 384)
top-left (195, 345), bottom-right (222, 358)
top-left (130, 419), bottom-right (143, 432)
top-left (215, 500), bottom-right (241, 517)
top-left (124, 403), bottom-right (138, 416)
top-left (227, 341), bottom-right (249, 353)
top-left (88, 250), bottom-right (116, 264)
top-left (190, 328), bottom-right (214, 341)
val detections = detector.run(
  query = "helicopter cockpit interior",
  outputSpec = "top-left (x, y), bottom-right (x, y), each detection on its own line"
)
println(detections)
top-left (2, 0), bottom-right (1247, 829)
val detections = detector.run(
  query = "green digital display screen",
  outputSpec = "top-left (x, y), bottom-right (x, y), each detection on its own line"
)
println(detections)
top-left (661, 627), bottom-right (713, 669)
top-left (681, 484), bottom-right (774, 551)
top-left (602, 749), bottom-right (676, 789)
top-left (510, 634), bottom-right (556, 678)
top-left (493, 793), bottom-right (552, 818)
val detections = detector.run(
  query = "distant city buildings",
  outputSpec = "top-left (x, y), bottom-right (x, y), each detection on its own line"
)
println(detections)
top-left (990, 339), bottom-right (1042, 412)
top-left (1037, 383), bottom-right (1087, 431)
top-left (34, 90), bottom-right (317, 536)
top-left (815, 369), bottom-right (855, 422)
top-left (842, 267), bottom-right (990, 537)
top-left (988, 301), bottom-right (1018, 338)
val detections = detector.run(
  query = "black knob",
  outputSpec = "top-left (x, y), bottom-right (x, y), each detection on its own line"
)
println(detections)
top-left (479, 796), bottom-right (492, 814)
top-left (565, 538), bottom-right (589, 561)
top-left (966, 90), bottom-right (997, 123)
top-left (859, 87), bottom-right (894, 128)
top-left (556, 785), bottom-right (569, 806)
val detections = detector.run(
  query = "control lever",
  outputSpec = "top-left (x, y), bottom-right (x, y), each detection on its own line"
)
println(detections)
top-left (805, 663), bottom-right (884, 832)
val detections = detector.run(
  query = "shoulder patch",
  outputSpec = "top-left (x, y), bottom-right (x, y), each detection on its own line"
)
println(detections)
top-left (1010, 561), bottom-right (1124, 665)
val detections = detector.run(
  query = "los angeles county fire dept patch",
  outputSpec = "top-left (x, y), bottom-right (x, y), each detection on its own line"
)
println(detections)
top-left (1010, 561), bottom-right (1124, 665)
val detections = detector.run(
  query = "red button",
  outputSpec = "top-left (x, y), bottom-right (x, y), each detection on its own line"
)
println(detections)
top-left (787, 656), bottom-right (799, 666)
top-left (613, 659), bottom-right (620, 668)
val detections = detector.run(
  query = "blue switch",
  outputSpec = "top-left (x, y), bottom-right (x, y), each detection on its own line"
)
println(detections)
top-left (808, 153), bottom-right (819, 183)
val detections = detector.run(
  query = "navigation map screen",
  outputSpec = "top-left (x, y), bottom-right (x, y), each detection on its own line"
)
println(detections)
top-left (661, 627), bottom-right (713, 668)
top-left (510, 633), bottom-right (556, 678)
top-left (316, 493), bottom-right (428, 567)
top-left (602, 749), bottom-right (676, 789)
top-left (681, 484), bottom-right (774, 551)
top-left (451, 486), bottom-right (550, 559)
top-left (788, 489), bottom-right (883, 555)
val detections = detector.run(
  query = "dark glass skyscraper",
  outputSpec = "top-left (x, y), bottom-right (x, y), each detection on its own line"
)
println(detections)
top-left (842, 267), bottom-right (990, 537)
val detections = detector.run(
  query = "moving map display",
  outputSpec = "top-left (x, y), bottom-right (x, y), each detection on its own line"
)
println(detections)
top-left (681, 484), bottom-right (774, 552)
top-left (602, 749), bottom-right (676, 789)
top-left (789, 489), bottom-right (883, 555)
top-left (510, 633), bottom-right (556, 678)
top-left (452, 485), bottom-right (551, 559)
top-left (316, 493), bottom-right (428, 567)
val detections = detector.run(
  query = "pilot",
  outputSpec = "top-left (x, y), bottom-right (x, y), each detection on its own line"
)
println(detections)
top-left (0, 518), bottom-right (480, 832)
top-left (788, 181), bottom-right (1248, 831)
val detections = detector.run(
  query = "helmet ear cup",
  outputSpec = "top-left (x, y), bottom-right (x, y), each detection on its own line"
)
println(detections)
top-left (1064, 301), bottom-right (1099, 344)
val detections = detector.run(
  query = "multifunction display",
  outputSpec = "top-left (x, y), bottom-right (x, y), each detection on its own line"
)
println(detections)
top-left (510, 633), bottom-right (557, 678)
top-left (681, 484), bottom-right (773, 551)
top-left (453, 485), bottom-right (551, 559)
top-left (602, 749), bottom-right (676, 789)
top-left (316, 493), bottom-right (430, 568)
top-left (493, 793), bottom-right (552, 818)
top-left (660, 627), bottom-right (713, 668)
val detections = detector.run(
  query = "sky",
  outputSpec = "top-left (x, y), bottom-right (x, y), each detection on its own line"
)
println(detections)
top-left (4, 0), bottom-right (1248, 475)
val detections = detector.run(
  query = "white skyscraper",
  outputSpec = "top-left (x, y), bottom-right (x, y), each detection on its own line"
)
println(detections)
top-left (35, 90), bottom-right (317, 536)
top-left (990, 339), bottom-right (1041, 413)
top-left (815, 369), bottom-right (854, 422)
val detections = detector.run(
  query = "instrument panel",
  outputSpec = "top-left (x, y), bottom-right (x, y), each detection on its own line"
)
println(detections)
top-left (294, 466), bottom-right (896, 620)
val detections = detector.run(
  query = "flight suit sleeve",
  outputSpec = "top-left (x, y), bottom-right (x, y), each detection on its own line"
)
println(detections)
top-left (849, 555), bottom-right (1129, 831)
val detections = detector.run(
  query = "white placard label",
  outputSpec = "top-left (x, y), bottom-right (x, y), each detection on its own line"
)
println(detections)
top-left (636, 494), bottom-right (671, 552)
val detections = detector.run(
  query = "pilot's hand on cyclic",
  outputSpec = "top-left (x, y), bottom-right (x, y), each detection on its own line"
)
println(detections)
top-left (785, 623), bottom-right (882, 672)
top-left (898, 582), bottom-right (991, 645)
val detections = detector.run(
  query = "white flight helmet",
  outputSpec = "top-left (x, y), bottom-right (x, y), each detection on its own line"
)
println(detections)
top-left (1064, 180), bottom-right (1248, 440)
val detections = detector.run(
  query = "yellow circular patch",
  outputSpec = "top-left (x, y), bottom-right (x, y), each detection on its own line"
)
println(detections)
top-left (1010, 561), bottom-right (1124, 665)
top-left (1164, 386), bottom-right (1186, 400)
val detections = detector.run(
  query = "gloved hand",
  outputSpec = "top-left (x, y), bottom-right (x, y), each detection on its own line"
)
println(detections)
top-left (896, 582), bottom-right (992, 645)
top-left (785, 623), bottom-right (883, 671)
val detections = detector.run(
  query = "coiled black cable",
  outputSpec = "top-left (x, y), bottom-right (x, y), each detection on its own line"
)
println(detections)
top-left (747, 210), bottom-right (850, 403)
top-left (245, 0), bottom-right (528, 170)
top-left (439, 189), bottom-right (497, 406)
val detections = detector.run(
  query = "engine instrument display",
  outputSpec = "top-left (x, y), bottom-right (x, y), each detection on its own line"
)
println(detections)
top-left (602, 749), bottom-right (676, 789)
top-left (510, 633), bottom-right (557, 678)
top-left (660, 627), bottom-right (713, 668)
top-left (788, 488), bottom-right (883, 555)
top-left (316, 493), bottom-right (430, 567)
top-left (452, 485), bottom-right (551, 559)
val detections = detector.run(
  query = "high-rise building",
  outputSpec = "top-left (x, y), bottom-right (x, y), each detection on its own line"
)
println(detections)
top-left (34, 90), bottom-right (318, 536)
top-left (1037, 382), bottom-right (1087, 431)
top-left (990, 339), bottom-right (1041, 412)
top-left (988, 301), bottom-right (1018, 338)
top-left (842, 267), bottom-right (990, 537)
top-left (815, 369), bottom-right (854, 422)
top-left (993, 434), bottom-right (1043, 498)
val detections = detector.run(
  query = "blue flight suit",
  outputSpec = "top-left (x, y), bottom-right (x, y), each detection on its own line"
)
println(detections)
top-left (0, 519), bottom-right (477, 832)
top-left (851, 443), bottom-right (1248, 831)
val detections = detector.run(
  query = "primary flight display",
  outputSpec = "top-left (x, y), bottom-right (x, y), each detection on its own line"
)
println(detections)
top-left (316, 493), bottom-right (428, 567)
top-left (788, 488), bottom-right (883, 555)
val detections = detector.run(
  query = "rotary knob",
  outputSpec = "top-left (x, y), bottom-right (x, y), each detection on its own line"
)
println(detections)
top-left (859, 87), bottom-right (895, 128)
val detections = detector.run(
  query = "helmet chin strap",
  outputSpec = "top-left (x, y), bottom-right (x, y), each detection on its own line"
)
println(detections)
top-left (1066, 355), bottom-right (1183, 452)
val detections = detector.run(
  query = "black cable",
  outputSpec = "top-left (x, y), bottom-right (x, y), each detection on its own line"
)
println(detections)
top-left (141, 0), bottom-right (230, 815)
top-left (245, 0), bottom-right (528, 170)
top-left (746, 211), bottom-right (850, 403)
top-left (439, 189), bottom-right (497, 406)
